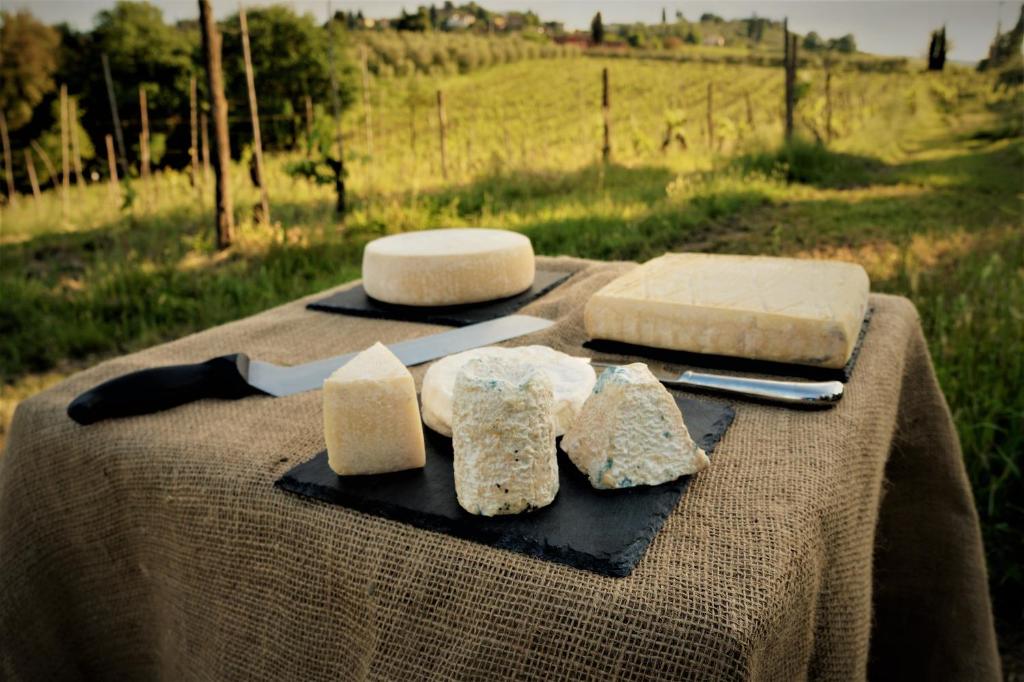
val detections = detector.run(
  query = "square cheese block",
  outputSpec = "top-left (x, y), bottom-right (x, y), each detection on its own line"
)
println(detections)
top-left (323, 342), bottom-right (426, 476)
top-left (584, 253), bottom-right (870, 369)
top-left (451, 357), bottom-right (558, 516)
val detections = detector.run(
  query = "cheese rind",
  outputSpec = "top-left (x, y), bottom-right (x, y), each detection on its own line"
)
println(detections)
top-left (584, 253), bottom-right (869, 369)
top-left (562, 364), bottom-right (709, 489)
top-left (452, 357), bottom-right (558, 516)
top-left (361, 228), bottom-right (535, 306)
top-left (323, 342), bottom-right (426, 476)
top-left (420, 345), bottom-right (596, 437)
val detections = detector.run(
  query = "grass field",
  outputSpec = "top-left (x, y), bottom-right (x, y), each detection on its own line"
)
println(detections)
top-left (1, 57), bottom-right (1022, 647)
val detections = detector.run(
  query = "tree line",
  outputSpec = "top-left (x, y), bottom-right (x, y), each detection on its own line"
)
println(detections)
top-left (0, 1), bottom-right (359, 192)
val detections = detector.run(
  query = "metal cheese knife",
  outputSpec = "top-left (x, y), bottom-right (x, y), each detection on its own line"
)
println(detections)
top-left (67, 314), bottom-right (554, 425)
top-left (591, 361), bottom-right (844, 406)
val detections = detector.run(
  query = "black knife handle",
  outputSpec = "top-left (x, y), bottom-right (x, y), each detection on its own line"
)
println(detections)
top-left (67, 354), bottom-right (263, 425)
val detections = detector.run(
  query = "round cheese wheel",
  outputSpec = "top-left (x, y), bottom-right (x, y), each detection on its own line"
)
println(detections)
top-left (421, 345), bottom-right (596, 438)
top-left (362, 228), bottom-right (535, 306)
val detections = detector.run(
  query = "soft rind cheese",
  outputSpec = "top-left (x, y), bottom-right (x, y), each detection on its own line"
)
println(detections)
top-left (562, 363), bottom-right (709, 489)
top-left (361, 228), bottom-right (535, 306)
top-left (323, 342), bottom-right (426, 476)
top-left (584, 253), bottom-right (870, 369)
top-left (452, 357), bottom-right (558, 516)
top-left (421, 345), bottom-right (596, 437)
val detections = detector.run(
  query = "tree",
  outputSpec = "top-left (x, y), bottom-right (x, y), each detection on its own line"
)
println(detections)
top-left (928, 26), bottom-right (947, 71)
top-left (90, 2), bottom-right (194, 125)
top-left (979, 4), bottom-right (1024, 71)
top-left (591, 12), bottom-right (604, 44)
top-left (700, 13), bottom-right (724, 23)
top-left (220, 6), bottom-right (354, 150)
top-left (746, 16), bottom-right (767, 43)
top-left (803, 31), bottom-right (823, 51)
top-left (0, 11), bottom-right (61, 131)
top-left (199, 0), bottom-right (234, 248)
top-left (829, 33), bottom-right (857, 53)
top-left (82, 2), bottom-right (195, 170)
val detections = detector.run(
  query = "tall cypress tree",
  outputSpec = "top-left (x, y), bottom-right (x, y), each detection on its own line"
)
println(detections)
top-left (591, 12), bottom-right (604, 45)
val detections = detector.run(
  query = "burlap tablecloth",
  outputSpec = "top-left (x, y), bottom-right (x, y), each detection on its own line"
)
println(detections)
top-left (0, 256), bottom-right (1001, 680)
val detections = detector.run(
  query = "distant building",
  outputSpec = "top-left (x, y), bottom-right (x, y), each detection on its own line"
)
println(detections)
top-left (703, 35), bottom-right (726, 47)
top-left (555, 33), bottom-right (591, 47)
top-left (444, 12), bottom-right (476, 30)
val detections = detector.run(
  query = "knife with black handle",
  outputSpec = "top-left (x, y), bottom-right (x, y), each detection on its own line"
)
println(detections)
top-left (68, 314), bottom-right (554, 425)
top-left (67, 354), bottom-right (263, 425)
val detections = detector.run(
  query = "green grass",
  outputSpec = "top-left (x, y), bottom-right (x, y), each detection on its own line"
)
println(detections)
top-left (1, 58), bottom-right (1021, 634)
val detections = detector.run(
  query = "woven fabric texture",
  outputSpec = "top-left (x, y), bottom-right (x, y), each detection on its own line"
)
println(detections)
top-left (0, 256), bottom-right (1000, 681)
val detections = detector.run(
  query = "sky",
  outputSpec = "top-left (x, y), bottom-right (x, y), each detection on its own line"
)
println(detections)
top-left (7, 1), bottom-right (1013, 62)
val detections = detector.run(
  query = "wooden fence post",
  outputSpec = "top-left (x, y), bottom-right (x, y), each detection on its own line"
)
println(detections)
top-left (783, 19), bottom-right (796, 142)
top-left (602, 67), bottom-right (611, 162)
top-left (189, 77), bottom-right (200, 187)
top-left (706, 82), bottom-right (715, 149)
top-left (60, 84), bottom-right (70, 205)
top-left (104, 134), bottom-right (119, 200)
top-left (825, 63), bottom-right (833, 143)
top-left (436, 90), bottom-right (448, 179)
top-left (304, 94), bottom-right (314, 156)
top-left (409, 102), bottom-right (417, 155)
top-left (24, 149), bottom-right (41, 200)
top-left (1, 111), bottom-right (15, 204)
top-left (29, 140), bottom-right (59, 190)
top-left (101, 53), bottom-right (129, 179)
top-left (360, 44), bottom-right (374, 157)
top-left (139, 87), bottom-right (150, 181)
top-left (69, 99), bottom-right (85, 185)
top-left (199, 0), bottom-right (235, 249)
top-left (239, 4), bottom-right (271, 226)
top-left (200, 112), bottom-right (210, 182)
top-left (326, 14), bottom-right (346, 215)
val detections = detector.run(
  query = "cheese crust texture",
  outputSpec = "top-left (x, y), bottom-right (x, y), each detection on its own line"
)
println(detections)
top-left (451, 357), bottom-right (559, 516)
top-left (323, 342), bottom-right (426, 476)
top-left (562, 363), bottom-right (709, 489)
top-left (361, 228), bottom-right (535, 306)
top-left (584, 253), bottom-right (870, 369)
top-left (420, 345), bottom-right (596, 437)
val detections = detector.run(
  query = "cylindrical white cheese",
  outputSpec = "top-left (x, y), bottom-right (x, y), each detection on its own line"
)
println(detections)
top-left (451, 357), bottom-right (558, 516)
top-left (362, 228), bottom-right (535, 306)
top-left (421, 345), bottom-right (596, 438)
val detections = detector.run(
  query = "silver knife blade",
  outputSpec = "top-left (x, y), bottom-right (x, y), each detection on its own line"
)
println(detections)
top-left (590, 361), bottom-right (843, 406)
top-left (247, 314), bottom-right (554, 397)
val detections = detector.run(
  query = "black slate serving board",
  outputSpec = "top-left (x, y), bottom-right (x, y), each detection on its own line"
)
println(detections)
top-left (584, 307), bottom-right (874, 383)
top-left (306, 269), bottom-right (572, 327)
top-left (275, 396), bottom-right (734, 577)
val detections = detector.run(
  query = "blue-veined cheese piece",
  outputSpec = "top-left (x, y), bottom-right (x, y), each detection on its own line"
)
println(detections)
top-left (323, 342), bottom-right (425, 476)
top-left (421, 345), bottom-right (595, 438)
top-left (562, 363), bottom-right (709, 489)
top-left (452, 357), bottom-right (558, 516)
top-left (361, 228), bottom-right (535, 306)
top-left (584, 253), bottom-right (869, 369)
